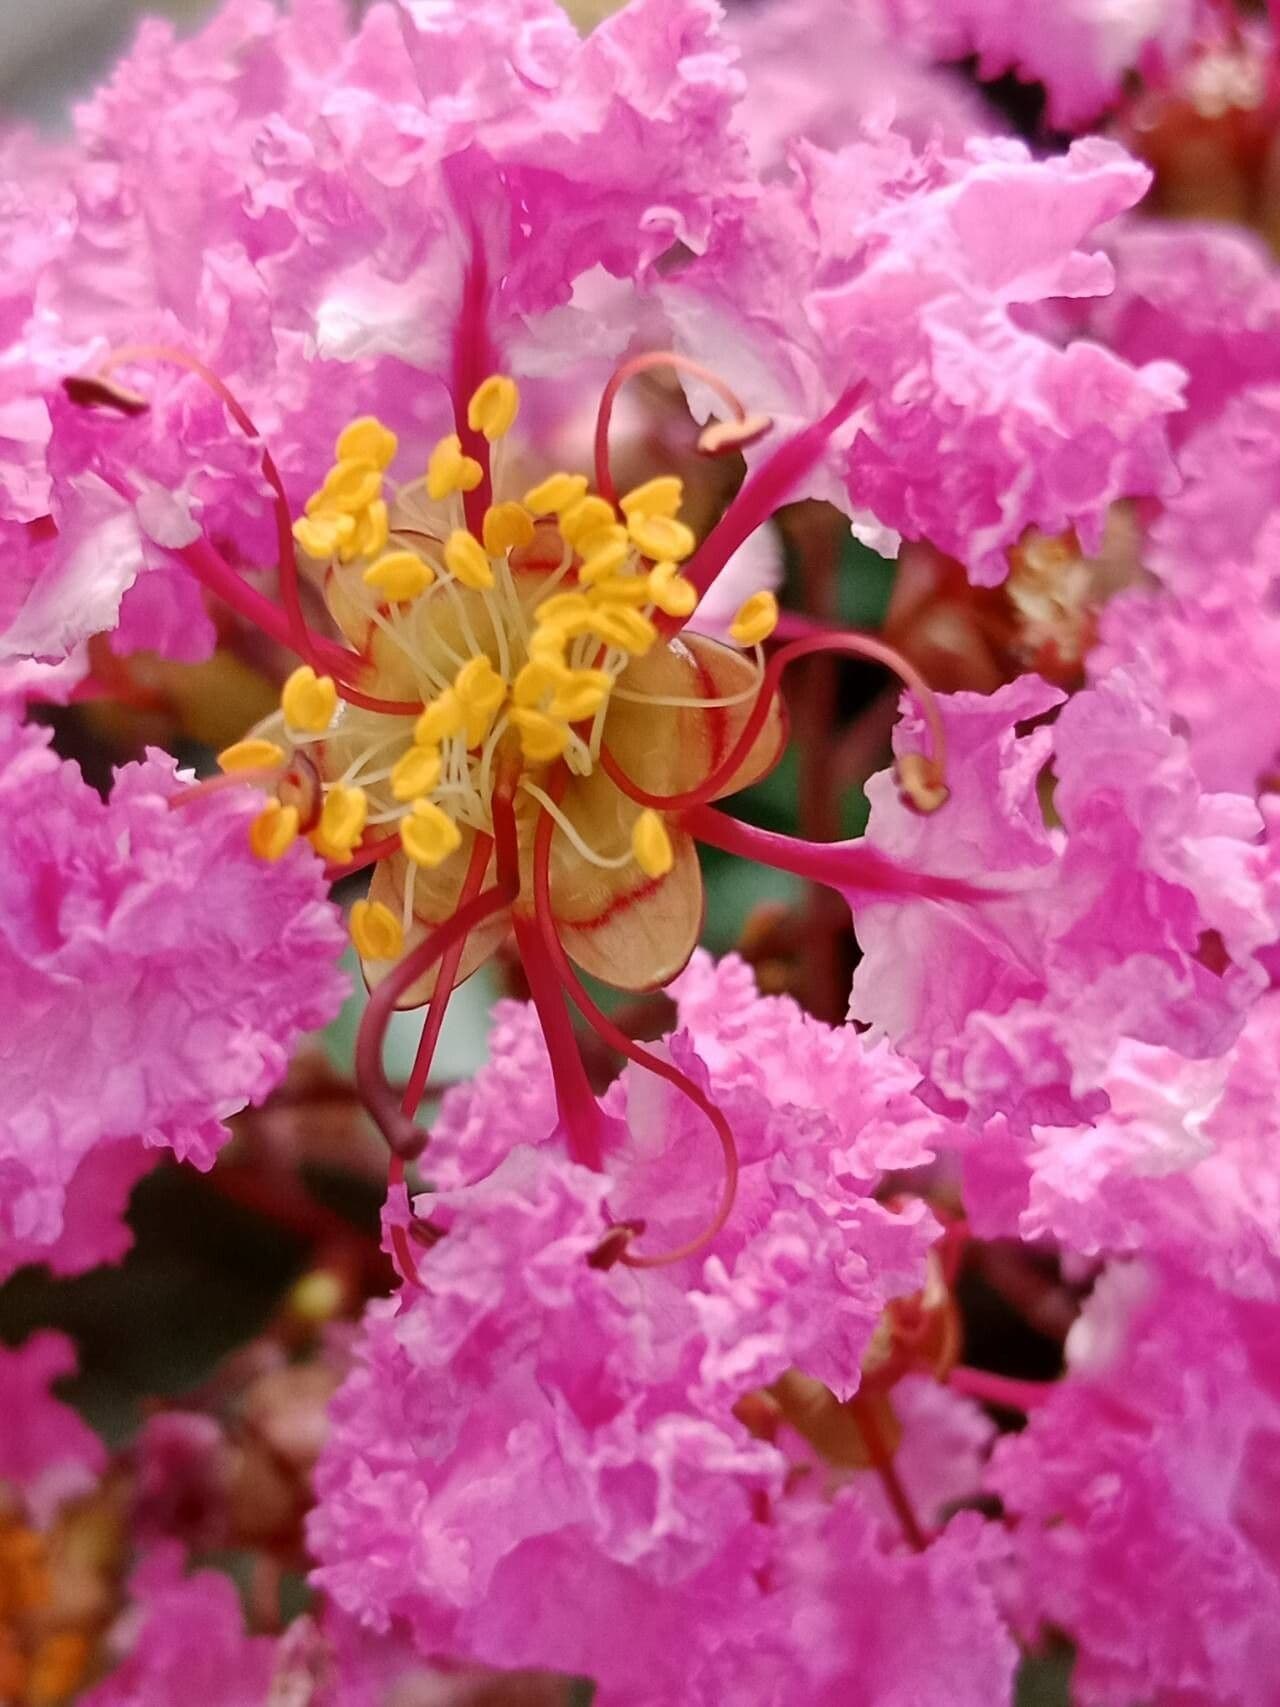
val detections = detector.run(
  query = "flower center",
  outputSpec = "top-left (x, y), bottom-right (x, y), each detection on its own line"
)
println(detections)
top-left (226, 375), bottom-right (777, 951)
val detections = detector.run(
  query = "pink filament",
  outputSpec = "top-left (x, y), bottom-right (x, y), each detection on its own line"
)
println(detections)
top-left (677, 383), bottom-right (866, 613)
top-left (685, 804), bottom-right (992, 906)
top-left (529, 788), bottom-right (740, 1266)
top-left (947, 1366), bottom-right (1054, 1413)
top-left (593, 350), bottom-right (752, 508)
top-left (602, 625), bottom-right (948, 815)
top-left (450, 249), bottom-right (496, 536)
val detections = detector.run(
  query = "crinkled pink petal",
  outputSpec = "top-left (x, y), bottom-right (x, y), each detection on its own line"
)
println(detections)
top-left (0, 1331), bottom-right (105, 1526)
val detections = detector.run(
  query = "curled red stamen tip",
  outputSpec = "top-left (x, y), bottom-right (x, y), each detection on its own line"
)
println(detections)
top-left (63, 373), bottom-right (149, 415)
top-left (587, 1221), bottom-right (646, 1270)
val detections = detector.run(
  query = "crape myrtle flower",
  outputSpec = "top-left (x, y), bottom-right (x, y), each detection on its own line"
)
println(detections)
top-left (309, 955), bottom-right (1003, 1703)
top-left (4, 0), bottom-right (1097, 1280)
top-left (663, 130), bottom-right (1184, 583)
top-left (0, 716), bottom-right (348, 1280)
top-left (989, 1260), bottom-right (1280, 1707)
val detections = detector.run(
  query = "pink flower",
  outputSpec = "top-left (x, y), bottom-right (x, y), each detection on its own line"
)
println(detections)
top-left (851, 667), bottom-right (1277, 1129)
top-left (0, 1332), bottom-right (105, 1526)
top-left (990, 1261), bottom-right (1280, 1706)
top-left (311, 956), bottom-right (957, 1699)
top-left (83, 1547), bottom-right (276, 1707)
top-left (1, 0), bottom-right (750, 667)
top-left (875, 0), bottom-right (1209, 130)
top-left (0, 716), bottom-right (347, 1280)
top-left (667, 134), bottom-right (1183, 583)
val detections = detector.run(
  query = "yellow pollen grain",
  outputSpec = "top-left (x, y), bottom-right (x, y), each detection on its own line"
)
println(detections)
top-left (559, 494), bottom-right (616, 549)
top-left (729, 589), bottom-right (779, 646)
top-left (349, 897), bottom-right (405, 960)
top-left (317, 458), bottom-right (383, 515)
top-left (401, 799), bottom-right (463, 868)
top-left (510, 707), bottom-right (572, 763)
top-left (341, 498), bottom-right (389, 563)
top-left (363, 550), bottom-right (434, 602)
top-left (524, 471), bottom-right (588, 515)
top-left (631, 809), bottom-right (674, 878)
top-left (467, 374), bottom-right (520, 441)
top-left (444, 529), bottom-right (494, 590)
top-left (336, 416), bottom-right (398, 470)
top-left (483, 500), bottom-right (536, 557)
top-left (619, 475), bottom-right (683, 519)
top-left (628, 513), bottom-right (696, 563)
top-left (415, 689), bottom-right (465, 747)
top-left (293, 511), bottom-right (354, 560)
top-left (534, 590), bottom-right (592, 630)
top-left (647, 560), bottom-right (698, 617)
top-left (217, 738), bottom-right (285, 774)
top-left (427, 434), bottom-right (484, 502)
top-left (315, 784), bottom-right (368, 859)
top-left (577, 531), bottom-right (630, 584)
top-left (249, 800), bottom-right (300, 861)
top-left (391, 743), bottom-right (443, 802)
top-left (281, 665), bottom-right (338, 733)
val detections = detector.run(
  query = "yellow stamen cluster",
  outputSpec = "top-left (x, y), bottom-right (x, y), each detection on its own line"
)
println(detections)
top-left (293, 416), bottom-right (396, 562)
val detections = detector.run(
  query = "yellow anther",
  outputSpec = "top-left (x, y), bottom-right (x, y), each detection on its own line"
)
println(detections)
top-left (454, 655), bottom-right (508, 746)
top-left (560, 494), bottom-right (617, 549)
top-left (427, 434), bottom-right (484, 502)
top-left (524, 471), bottom-right (588, 515)
top-left (647, 560), bottom-right (698, 618)
top-left (513, 658), bottom-right (568, 706)
top-left (631, 809), bottom-right (674, 878)
top-left (628, 513), bottom-right (696, 563)
top-left (401, 798), bottom-right (464, 868)
top-left (588, 605), bottom-right (658, 654)
top-left (482, 501), bottom-right (536, 558)
top-left (729, 589), bottom-right (779, 646)
top-left (510, 707), bottom-right (573, 762)
top-left (336, 416), bottom-right (398, 471)
top-left (390, 743), bottom-right (443, 802)
top-left (217, 738), bottom-right (285, 774)
top-left (588, 575), bottom-right (651, 609)
top-left (467, 374), bottom-right (520, 441)
top-left (528, 624), bottom-right (569, 667)
top-left (350, 898), bottom-right (405, 961)
top-left (340, 498), bottom-right (389, 564)
top-left (577, 531), bottom-right (631, 585)
top-left (534, 590), bottom-right (593, 630)
top-left (249, 800), bottom-right (300, 861)
top-left (415, 689), bottom-right (465, 747)
top-left (547, 668), bottom-right (614, 723)
top-left (293, 511), bottom-right (355, 560)
top-left (443, 529), bottom-right (494, 590)
top-left (313, 784), bottom-right (368, 860)
top-left (281, 665), bottom-right (338, 733)
top-left (363, 550), bottom-right (434, 602)
top-left (315, 458), bottom-right (383, 516)
top-left (619, 475), bottom-right (683, 520)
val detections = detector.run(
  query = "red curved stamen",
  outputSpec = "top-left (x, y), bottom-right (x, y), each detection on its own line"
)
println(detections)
top-left (947, 1367), bottom-right (1054, 1413)
top-left (354, 836), bottom-right (506, 1159)
top-left (602, 625), bottom-right (947, 815)
top-left (386, 1152), bottom-right (422, 1288)
top-left (593, 350), bottom-right (752, 508)
top-left (511, 915), bottom-right (609, 1173)
top-left (674, 383), bottom-right (866, 620)
top-left (684, 805), bottom-right (994, 906)
top-left (100, 344), bottom-right (318, 667)
top-left (529, 788), bottom-right (739, 1266)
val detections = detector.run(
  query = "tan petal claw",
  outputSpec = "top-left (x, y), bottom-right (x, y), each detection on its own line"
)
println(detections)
top-left (606, 630), bottom-right (786, 801)
top-left (536, 767), bottom-right (704, 992)
top-left (362, 840), bottom-right (509, 1009)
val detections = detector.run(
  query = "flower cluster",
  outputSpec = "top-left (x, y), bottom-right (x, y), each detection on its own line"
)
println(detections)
top-left (4, 0), bottom-right (1280, 1704)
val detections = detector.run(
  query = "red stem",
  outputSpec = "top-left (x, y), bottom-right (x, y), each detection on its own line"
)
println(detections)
top-left (402, 835), bottom-right (493, 1115)
top-left (450, 249), bottom-right (495, 536)
top-left (947, 1366), bottom-right (1054, 1413)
